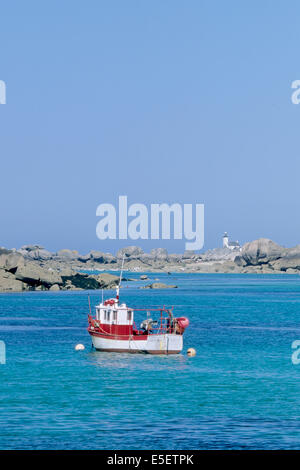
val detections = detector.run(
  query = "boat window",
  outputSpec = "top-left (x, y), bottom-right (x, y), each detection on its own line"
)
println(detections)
top-left (127, 310), bottom-right (132, 321)
top-left (113, 311), bottom-right (117, 321)
top-left (107, 311), bottom-right (110, 321)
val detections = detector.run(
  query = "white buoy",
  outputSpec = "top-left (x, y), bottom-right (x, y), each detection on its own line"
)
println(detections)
top-left (75, 343), bottom-right (85, 351)
top-left (187, 348), bottom-right (196, 357)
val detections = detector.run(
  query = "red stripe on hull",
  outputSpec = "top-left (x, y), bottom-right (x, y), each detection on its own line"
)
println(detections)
top-left (94, 348), bottom-right (181, 355)
top-left (88, 330), bottom-right (147, 341)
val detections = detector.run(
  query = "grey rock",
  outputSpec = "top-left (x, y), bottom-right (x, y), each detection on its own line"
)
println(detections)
top-left (271, 257), bottom-right (300, 271)
top-left (265, 244), bottom-right (300, 271)
top-left (89, 250), bottom-right (105, 261)
top-left (94, 273), bottom-right (120, 288)
top-left (61, 272), bottom-right (119, 290)
top-left (260, 266), bottom-right (275, 274)
top-left (77, 254), bottom-right (91, 263)
top-left (0, 251), bottom-right (25, 273)
top-left (284, 244), bottom-right (300, 258)
top-left (64, 280), bottom-right (80, 290)
top-left (19, 246), bottom-right (52, 260)
top-left (182, 250), bottom-right (195, 259)
top-left (138, 253), bottom-right (154, 263)
top-left (89, 251), bottom-right (116, 264)
top-left (20, 244), bottom-right (44, 252)
top-left (150, 248), bottom-right (168, 261)
top-left (234, 255), bottom-right (248, 267)
top-left (61, 273), bottom-right (99, 290)
top-left (15, 264), bottom-right (63, 288)
top-left (49, 284), bottom-right (60, 291)
top-left (116, 246), bottom-right (144, 259)
top-left (168, 254), bottom-right (183, 263)
top-left (241, 239), bottom-right (285, 265)
top-left (0, 248), bottom-right (11, 256)
top-left (286, 268), bottom-right (299, 274)
top-left (141, 282), bottom-right (177, 289)
top-left (202, 247), bottom-right (237, 262)
top-left (56, 249), bottom-right (79, 259)
top-left (27, 248), bottom-right (52, 260)
top-left (58, 267), bottom-right (76, 276)
top-left (0, 269), bottom-right (24, 292)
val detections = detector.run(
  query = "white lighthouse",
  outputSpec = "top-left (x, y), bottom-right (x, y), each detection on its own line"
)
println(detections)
top-left (223, 232), bottom-right (229, 248)
top-left (223, 232), bottom-right (241, 251)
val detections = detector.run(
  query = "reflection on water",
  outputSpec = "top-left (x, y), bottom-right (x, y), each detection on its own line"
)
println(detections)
top-left (88, 349), bottom-right (188, 371)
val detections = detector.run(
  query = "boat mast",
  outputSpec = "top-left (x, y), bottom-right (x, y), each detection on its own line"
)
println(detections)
top-left (116, 254), bottom-right (125, 303)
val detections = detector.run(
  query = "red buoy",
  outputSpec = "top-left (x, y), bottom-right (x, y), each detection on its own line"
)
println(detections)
top-left (176, 317), bottom-right (189, 330)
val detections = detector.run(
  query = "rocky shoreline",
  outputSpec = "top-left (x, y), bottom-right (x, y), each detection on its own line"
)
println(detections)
top-left (1, 239), bottom-right (300, 292)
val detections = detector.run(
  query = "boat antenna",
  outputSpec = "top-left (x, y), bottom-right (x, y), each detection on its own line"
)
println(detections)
top-left (101, 288), bottom-right (104, 305)
top-left (116, 253), bottom-right (125, 302)
top-left (88, 295), bottom-right (92, 315)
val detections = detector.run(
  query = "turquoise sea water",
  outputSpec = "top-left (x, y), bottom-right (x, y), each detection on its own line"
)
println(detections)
top-left (1, 273), bottom-right (300, 450)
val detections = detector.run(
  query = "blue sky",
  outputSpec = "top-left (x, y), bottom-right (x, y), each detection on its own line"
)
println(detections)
top-left (1, 1), bottom-right (300, 254)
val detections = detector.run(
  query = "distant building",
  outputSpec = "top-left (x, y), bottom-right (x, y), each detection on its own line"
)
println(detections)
top-left (223, 232), bottom-right (241, 251)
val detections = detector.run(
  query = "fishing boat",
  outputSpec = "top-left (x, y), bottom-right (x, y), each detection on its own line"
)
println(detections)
top-left (87, 266), bottom-right (189, 354)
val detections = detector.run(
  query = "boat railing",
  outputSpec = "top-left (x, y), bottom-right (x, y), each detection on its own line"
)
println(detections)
top-left (133, 306), bottom-right (177, 335)
top-left (88, 307), bottom-right (179, 335)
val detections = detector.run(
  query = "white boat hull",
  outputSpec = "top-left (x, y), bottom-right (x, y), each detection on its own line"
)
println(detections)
top-left (90, 333), bottom-right (183, 354)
